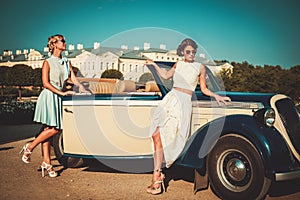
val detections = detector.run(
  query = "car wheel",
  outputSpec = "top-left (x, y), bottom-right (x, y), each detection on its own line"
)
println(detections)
top-left (208, 134), bottom-right (271, 200)
top-left (53, 131), bottom-right (84, 168)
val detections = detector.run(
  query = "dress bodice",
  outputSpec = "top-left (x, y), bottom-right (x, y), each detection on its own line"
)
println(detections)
top-left (46, 55), bottom-right (70, 89)
top-left (172, 61), bottom-right (201, 91)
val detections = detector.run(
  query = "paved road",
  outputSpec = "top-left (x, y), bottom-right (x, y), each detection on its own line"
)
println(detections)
top-left (1, 124), bottom-right (300, 199)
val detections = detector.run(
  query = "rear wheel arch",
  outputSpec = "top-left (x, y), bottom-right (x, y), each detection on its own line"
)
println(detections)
top-left (52, 131), bottom-right (84, 168)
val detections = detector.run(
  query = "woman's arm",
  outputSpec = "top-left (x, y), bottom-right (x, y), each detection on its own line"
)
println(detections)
top-left (41, 60), bottom-right (74, 96)
top-left (145, 59), bottom-right (175, 79)
top-left (199, 64), bottom-right (231, 105)
top-left (69, 62), bottom-right (88, 93)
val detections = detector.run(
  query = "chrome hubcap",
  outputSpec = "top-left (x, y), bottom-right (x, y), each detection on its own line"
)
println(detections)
top-left (218, 150), bottom-right (252, 191)
top-left (226, 158), bottom-right (246, 182)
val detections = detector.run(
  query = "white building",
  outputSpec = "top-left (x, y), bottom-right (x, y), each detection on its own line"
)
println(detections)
top-left (0, 42), bottom-right (233, 81)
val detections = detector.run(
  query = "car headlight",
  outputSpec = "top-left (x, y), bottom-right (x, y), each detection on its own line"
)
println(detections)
top-left (254, 108), bottom-right (276, 127)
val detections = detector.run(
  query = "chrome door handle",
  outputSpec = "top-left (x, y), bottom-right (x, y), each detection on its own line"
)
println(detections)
top-left (64, 108), bottom-right (73, 113)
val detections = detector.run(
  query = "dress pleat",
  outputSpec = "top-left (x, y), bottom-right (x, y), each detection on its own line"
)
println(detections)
top-left (34, 88), bottom-right (63, 129)
top-left (149, 89), bottom-right (192, 167)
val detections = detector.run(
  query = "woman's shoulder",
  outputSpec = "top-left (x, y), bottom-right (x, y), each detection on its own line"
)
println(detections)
top-left (46, 56), bottom-right (52, 61)
top-left (192, 61), bottom-right (202, 66)
top-left (46, 55), bottom-right (56, 63)
top-left (192, 61), bottom-right (204, 68)
top-left (46, 55), bottom-right (68, 60)
top-left (190, 62), bottom-right (203, 74)
top-left (176, 60), bottom-right (186, 67)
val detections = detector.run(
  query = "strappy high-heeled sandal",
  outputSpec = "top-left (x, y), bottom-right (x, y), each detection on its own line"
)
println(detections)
top-left (41, 162), bottom-right (57, 178)
top-left (146, 169), bottom-right (165, 195)
top-left (148, 179), bottom-right (165, 195)
top-left (19, 143), bottom-right (32, 164)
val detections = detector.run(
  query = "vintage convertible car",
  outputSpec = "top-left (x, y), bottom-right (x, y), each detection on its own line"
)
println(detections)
top-left (53, 62), bottom-right (300, 200)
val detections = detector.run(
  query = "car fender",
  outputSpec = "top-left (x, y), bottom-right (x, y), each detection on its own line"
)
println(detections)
top-left (176, 114), bottom-right (292, 180)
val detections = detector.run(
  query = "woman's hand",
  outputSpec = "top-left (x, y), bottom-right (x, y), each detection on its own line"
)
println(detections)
top-left (78, 84), bottom-right (89, 93)
top-left (214, 94), bottom-right (231, 106)
top-left (62, 90), bottom-right (76, 96)
top-left (144, 59), bottom-right (155, 66)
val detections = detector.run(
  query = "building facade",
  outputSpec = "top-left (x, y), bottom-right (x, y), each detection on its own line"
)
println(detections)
top-left (0, 42), bottom-right (232, 82)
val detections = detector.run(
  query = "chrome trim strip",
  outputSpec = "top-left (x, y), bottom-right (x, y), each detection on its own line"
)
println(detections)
top-left (275, 170), bottom-right (300, 181)
top-left (63, 100), bottom-right (160, 106)
top-left (64, 153), bottom-right (153, 160)
top-left (192, 101), bottom-right (264, 109)
top-left (64, 99), bottom-right (264, 108)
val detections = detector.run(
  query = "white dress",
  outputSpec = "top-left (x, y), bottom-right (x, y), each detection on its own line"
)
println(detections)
top-left (149, 61), bottom-right (201, 167)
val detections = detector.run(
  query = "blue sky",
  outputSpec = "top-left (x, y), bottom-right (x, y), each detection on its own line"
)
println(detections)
top-left (1, 0), bottom-right (299, 68)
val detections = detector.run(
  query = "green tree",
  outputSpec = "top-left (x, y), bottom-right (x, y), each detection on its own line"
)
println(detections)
top-left (32, 68), bottom-right (42, 89)
top-left (10, 64), bottom-right (33, 99)
top-left (138, 72), bottom-right (154, 83)
top-left (221, 62), bottom-right (299, 106)
top-left (281, 65), bottom-right (300, 102)
top-left (73, 66), bottom-right (84, 77)
top-left (0, 66), bottom-right (10, 97)
top-left (221, 61), bottom-right (255, 92)
top-left (101, 69), bottom-right (123, 79)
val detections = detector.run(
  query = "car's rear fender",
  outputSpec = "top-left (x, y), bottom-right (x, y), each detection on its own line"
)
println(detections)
top-left (176, 114), bottom-right (293, 180)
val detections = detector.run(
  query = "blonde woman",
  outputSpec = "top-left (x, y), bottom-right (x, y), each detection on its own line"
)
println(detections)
top-left (144, 38), bottom-right (231, 194)
top-left (20, 34), bottom-right (87, 177)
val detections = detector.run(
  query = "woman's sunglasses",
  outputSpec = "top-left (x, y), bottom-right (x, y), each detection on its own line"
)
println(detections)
top-left (185, 50), bottom-right (196, 55)
top-left (57, 39), bottom-right (66, 43)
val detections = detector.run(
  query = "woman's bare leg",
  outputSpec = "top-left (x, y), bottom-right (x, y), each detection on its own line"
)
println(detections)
top-left (152, 127), bottom-right (163, 172)
top-left (147, 127), bottom-right (164, 193)
top-left (42, 141), bottom-right (51, 164)
top-left (40, 140), bottom-right (57, 177)
top-left (27, 127), bottom-right (58, 152)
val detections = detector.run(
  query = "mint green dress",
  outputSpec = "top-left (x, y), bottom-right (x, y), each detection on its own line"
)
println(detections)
top-left (33, 55), bottom-right (70, 130)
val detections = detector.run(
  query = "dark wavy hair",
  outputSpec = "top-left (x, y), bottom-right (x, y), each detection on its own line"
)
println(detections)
top-left (176, 38), bottom-right (198, 56)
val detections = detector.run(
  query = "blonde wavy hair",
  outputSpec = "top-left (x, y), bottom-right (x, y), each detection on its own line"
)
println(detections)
top-left (47, 34), bottom-right (64, 54)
